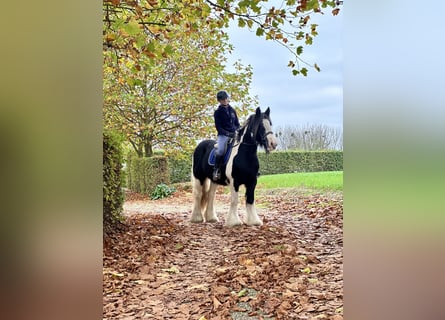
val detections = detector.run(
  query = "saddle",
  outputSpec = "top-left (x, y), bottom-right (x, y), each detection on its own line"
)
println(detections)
top-left (208, 139), bottom-right (233, 166)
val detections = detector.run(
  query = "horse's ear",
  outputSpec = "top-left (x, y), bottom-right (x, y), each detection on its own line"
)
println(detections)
top-left (255, 107), bottom-right (261, 118)
top-left (265, 107), bottom-right (270, 117)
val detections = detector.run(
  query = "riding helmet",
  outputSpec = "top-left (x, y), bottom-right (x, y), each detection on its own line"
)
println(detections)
top-left (216, 90), bottom-right (229, 101)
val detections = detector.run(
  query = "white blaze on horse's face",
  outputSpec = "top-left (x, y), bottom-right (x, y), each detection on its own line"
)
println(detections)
top-left (263, 118), bottom-right (278, 151)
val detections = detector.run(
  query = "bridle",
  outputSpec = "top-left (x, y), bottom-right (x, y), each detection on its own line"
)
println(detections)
top-left (238, 116), bottom-right (274, 151)
top-left (260, 130), bottom-right (274, 153)
top-left (262, 131), bottom-right (274, 140)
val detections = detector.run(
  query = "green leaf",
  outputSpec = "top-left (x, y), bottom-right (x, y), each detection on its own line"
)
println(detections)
top-left (306, 0), bottom-right (320, 11)
top-left (237, 288), bottom-right (248, 297)
top-left (305, 34), bottom-right (313, 45)
top-left (256, 27), bottom-right (264, 37)
top-left (296, 46), bottom-right (303, 55)
top-left (163, 44), bottom-right (174, 55)
top-left (301, 266), bottom-right (311, 273)
top-left (201, 3), bottom-right (211, 17)
top-left (147, 41), bottom-right (156, 52)
top-left (123, 19), bottom-right (141, 36)
top-left (301, 68), bottom-right (308, 76)
top-left (251, 3), bottom-right (261, 14)
top-left (238, 0), bottom-right (248, 13)
top-left (238, 18), bottom-right (246, 28)
top-left (314, 63), bottom-right (321, 72)
top-left (292, 69), bottom-right (300, 76)
top-left (296, 31), bottom-right (305, 40)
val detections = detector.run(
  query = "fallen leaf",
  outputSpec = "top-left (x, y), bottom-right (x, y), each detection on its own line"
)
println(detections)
top-left (187, 284), bottom-right (208, 291)
top-left (133, 280), bottom-right (145, 284)
top-left (301, 267), bottom-right (311, 273)
top-left (237, 288), bottom-right (248, 297)
top-left (103, 189), bottom-right (343, 320)
top-left (161, 266), bottom-right (179, 274)
top-left (111, 272), bottom-right (124, 277)
top-left (212, 296), bottom-right (221, 310)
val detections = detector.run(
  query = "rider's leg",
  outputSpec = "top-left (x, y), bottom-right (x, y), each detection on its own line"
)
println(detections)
top-left (213, 135), bottom-right (229, 181)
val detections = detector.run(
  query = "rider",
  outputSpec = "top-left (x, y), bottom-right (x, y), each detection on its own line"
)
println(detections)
top-left (213, 90), bottom-right (240, 181)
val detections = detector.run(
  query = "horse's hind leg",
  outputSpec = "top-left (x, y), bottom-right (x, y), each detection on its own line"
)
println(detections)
top-left (204, 182), bottom-right (219, 223)
top-left (245, 183), bottom-right (263, 226)
top-left (225, 185), bottom-right (242, 227)
top-left (190, 176), bottom-right (204, 223)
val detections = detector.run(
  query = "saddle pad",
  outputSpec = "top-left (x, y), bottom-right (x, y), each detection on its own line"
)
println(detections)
top-left (208, 144), bottom-right (233, 166)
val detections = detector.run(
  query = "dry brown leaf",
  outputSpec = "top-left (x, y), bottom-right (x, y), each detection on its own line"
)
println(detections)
top-left (212, 296), bottom-right (221, 310)
top-left (104, 189), bottom-right (343, 320)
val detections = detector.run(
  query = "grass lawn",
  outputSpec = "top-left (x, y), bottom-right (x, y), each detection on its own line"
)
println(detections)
top-left (257, 171), bottom-right (343, 191)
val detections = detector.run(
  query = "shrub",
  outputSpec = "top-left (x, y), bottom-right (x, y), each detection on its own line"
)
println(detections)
top-left (127, 155), bottom-right (170, 194)
top-left (151, 183), bottom-right (176, 200)
top-left (168, 153), bottom-right (192, 183)
top-left (258, 151), bottom-right (343, 175)
top-left (103, 131), bottom-right (125, 233)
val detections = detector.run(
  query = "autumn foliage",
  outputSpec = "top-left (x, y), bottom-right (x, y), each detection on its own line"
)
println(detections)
top-left (103, 0), bottom-right (342, 157)
top-left (104, 188), bottom-right (343, 319)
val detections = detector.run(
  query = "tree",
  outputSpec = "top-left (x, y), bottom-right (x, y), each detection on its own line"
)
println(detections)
top-left (275, 123), bottom-right (343, 150)
top-left (103, 0), bottom-right (342, 76)
top-left (104, 25), bottom-right (257, 157)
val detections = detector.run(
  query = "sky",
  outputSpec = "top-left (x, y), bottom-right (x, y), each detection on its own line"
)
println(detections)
top-left (225, 9), bottom-right (343, 130)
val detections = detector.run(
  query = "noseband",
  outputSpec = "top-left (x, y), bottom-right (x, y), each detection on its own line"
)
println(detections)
top-left (261, 130), bottom-right (274, 152)
top-left (262, 131), bottom-right (274, 140)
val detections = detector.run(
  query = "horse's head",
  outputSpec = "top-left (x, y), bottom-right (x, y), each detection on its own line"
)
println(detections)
top-left (250, 107), bottom-right (278, 153)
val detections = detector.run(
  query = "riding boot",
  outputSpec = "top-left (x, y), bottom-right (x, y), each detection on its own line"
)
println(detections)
top-left (213, 155), bottom-right (223, 181)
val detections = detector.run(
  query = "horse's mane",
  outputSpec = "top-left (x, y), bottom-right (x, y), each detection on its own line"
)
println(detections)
top-left (235, 114), bottom-right (254, 143)
top-left (236, 109), bottom-right (272, 144)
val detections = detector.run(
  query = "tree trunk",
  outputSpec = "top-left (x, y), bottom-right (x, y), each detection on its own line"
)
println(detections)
top-left (144, 140), bottom-right (153, 157)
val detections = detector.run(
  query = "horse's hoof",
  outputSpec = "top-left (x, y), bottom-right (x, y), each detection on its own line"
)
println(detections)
top-left (190, 215), bottom-right (204, 223)
top-left (225, 221), bottom-right (243, 227)
top-left (206, 217), bottom-right (219, 223)
top-left (246, 219), bottom-right (263, 226)
top-left (247, 221), bottom-right (263, 226)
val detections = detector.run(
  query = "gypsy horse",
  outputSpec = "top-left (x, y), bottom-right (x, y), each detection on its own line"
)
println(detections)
top-left (190, 107), bottom-right (278, 226)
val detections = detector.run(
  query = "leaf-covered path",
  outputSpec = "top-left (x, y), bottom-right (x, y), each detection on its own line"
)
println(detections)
top-left (103, 188), bottom-right (343, 320)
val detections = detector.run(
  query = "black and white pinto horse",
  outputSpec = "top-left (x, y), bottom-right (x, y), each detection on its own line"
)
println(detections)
top-left (190, 107), bottom-right (278, 227)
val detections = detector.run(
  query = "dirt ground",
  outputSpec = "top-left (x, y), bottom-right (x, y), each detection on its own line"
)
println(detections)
top-left (103, 186), bottom-right (343, 320)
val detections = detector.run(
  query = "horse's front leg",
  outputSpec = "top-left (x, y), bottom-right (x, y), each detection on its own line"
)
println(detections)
top-left (190, 177), bottom-right (205, 223)
top-left (225, 184), bottom-right (242, 227)
top-left (245, 181), bottom-right (263, 226)
top-left (204, 182), bottom-right (219, 223)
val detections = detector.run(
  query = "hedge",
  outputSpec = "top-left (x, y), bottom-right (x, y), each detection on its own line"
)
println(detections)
top-left (168, 155), bottom-right (192, 183)
top-left (166, 150), bottom-right (342, 183)
top-left (126, 150), bottom-right (343, 186)
top-left (103, 131), bottom-right (124, 232)
top-left (127, 155), bottom-right (170, 194)
top-left (258, 151), bottom-right (343, 175)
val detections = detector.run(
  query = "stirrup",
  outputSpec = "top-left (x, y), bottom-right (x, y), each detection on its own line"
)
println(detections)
top-left (213, 168), bottom-right (220, 181)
